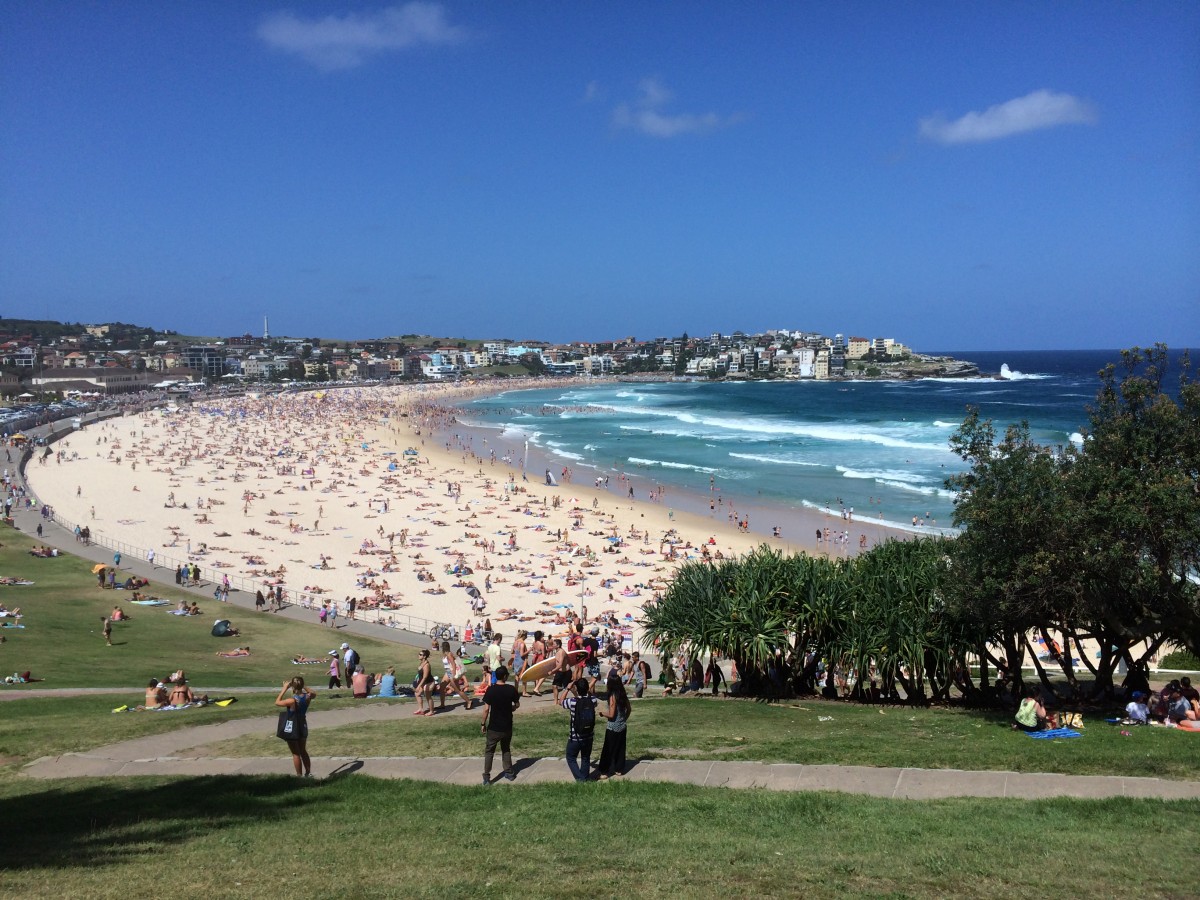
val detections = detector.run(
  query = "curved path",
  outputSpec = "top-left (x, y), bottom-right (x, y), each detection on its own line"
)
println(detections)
top-left (20, 698), bottom-right (1200, 799)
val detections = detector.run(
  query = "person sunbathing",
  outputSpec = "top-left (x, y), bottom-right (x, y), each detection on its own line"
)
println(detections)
top-left (144, 678), bottom-right (168, 708)
top-left (216, 646), bottom-right (251, 658)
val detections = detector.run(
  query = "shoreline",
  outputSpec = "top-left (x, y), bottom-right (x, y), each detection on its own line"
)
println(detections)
top-left (21, 382), bottom-right (769, 650)
top-left (23, 379), bottom-right (939, 655)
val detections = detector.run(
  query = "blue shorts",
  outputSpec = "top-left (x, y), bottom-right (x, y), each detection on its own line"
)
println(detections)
top-left (587, 663), bottom-right (600, 678)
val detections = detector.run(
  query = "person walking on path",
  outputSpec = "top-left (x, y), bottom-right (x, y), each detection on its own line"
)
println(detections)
top-left (413, 649), bottom-right (435, 716)
top-left (275, 676), bottom-right (316, 777)
top-left (485, 632), bottom-right (503, 679)
top-left (438, 641), bottom-right (473, 711)
top-left (596, 673), bottom-right (631, 779)
top-left (480, 665), bottom-right (520, 785)
top-left (560, 677), bottom-right (602, 782)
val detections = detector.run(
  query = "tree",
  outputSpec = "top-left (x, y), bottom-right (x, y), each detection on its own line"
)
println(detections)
top-left (1070, 346), bottom-right (1200, 671)
top-left (944, 346), bottom-right (1200, 701)
top-left (944, 411), bottom-right (1076, 696)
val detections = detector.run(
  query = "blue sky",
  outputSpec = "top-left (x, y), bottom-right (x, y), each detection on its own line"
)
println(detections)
top-left (2, 2), bottom-right (1197, 349)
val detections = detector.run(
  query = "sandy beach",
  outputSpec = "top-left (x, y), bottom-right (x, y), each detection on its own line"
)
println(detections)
top-left (23, 382), bottom-right (786, 647)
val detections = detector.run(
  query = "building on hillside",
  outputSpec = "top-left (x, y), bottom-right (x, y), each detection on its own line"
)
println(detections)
top-left (182, 346), bottom-right (226, 380)
top-left (846, 337), bottom-right (871, 359)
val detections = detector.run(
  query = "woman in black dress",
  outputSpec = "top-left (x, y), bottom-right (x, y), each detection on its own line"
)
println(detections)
top-left (596, 673), bottom-right (632, 779)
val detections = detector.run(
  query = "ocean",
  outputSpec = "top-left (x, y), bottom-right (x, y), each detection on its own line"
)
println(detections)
top-left (458, 349), bottom-right (1193, 536)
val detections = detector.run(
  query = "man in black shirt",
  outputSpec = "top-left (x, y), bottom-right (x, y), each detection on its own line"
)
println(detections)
top-left (480, 665), bottom-right (520, 784)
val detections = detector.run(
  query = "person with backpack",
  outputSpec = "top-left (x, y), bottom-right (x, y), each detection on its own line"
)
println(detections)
top-left (341, 642), bottom-right (359, 684)
top-left (560, 677), bottom-right (604, 782)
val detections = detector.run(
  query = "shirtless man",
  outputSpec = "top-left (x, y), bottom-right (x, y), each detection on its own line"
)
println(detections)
top-left (551, 639), bottom-right (571, 705)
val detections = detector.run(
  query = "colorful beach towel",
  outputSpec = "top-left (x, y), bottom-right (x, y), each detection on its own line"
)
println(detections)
top-left (132, 599), bottom-right (170, 606)
top-left (1025, 728), bottom-right (1082, 740)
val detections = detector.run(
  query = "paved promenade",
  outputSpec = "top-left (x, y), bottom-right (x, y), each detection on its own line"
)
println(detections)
top-left (20, 700), bottom-right (1200, 800)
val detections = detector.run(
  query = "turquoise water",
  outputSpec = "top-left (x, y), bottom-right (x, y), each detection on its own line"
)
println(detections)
top-left (460, 349), bottom-right (1190, 534)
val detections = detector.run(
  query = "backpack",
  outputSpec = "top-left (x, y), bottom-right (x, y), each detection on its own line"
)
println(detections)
top-left (572, 696), bottom-right (595, 737)
top-left (346, 649), bottom-right (360, 672)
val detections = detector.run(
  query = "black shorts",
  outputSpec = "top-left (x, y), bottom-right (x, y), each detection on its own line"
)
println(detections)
top-left (553, 671), bottom-right (571, 689)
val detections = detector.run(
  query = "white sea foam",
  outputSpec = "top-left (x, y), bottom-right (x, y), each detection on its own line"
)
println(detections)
top-left (544, 441), bottom-right (586, 462)
top-left (729, 452), bottom-right (821, 467)
top-left (999, 364), bottom-right (1051, 381)
top-left (627, 456), bottom-right (719, 474)
top-left (609, 405), bottom-right (948, 451)
top-left (1069, 432), bottom-right (1084, 447)
top-left (836, 466), bottom-right (929, 484)
top-left (799, 500), bottom-right (960, 536)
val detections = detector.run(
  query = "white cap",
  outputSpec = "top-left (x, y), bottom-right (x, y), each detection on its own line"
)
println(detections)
top-left (340, 642), bottom-right (349, 649)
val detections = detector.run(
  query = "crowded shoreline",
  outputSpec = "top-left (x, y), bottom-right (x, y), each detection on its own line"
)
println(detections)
top-left (24, 380), bottom-right (908, 650)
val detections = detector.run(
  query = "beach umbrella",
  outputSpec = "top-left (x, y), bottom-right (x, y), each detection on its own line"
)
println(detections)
top-left (91, 564), bottom-right (107, 574)
top-left (465, 586), bottom-right (482, 599)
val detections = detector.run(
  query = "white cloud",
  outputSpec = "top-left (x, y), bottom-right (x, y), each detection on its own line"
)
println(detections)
top-left (919, 89), bottom-right (1097, 145)
top-left (258, 3), bottom-right (467, 70)
top-left (583, 80), bottom-right (603, 104)
top-left (612, 77), bottom-right (738, 138)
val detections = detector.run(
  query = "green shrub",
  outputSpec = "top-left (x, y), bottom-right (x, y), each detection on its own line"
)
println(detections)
top-left (1159, 649), bottom-right (1200, 671)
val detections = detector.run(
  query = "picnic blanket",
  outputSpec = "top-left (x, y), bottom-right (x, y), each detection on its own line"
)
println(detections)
top-left (1025, 728), bottom-right (1082, 740)
top-left (132, 598), bottom-right (170, 606)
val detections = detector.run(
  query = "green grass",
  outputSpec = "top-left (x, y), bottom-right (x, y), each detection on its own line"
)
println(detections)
top-left (0, 776), bottom-right (1195, 898)
top-left (0, 693), bottom-right (403, 773)
top-left (5, 531), bottom-right (1200, 897)
top-left (197, 695), bottom-right (1200, 780)
top-left (0, 530), bottom-right (441, 688)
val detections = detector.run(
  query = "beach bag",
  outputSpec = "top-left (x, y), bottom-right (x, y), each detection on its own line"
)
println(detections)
top-left (276, 708), bottom-right (297, 739)
top-left (572, 697), bottom-right (596, 737)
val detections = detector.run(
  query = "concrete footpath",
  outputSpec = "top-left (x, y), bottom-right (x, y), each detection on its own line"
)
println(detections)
top-left (19, 700), bottom-right (1200, 800)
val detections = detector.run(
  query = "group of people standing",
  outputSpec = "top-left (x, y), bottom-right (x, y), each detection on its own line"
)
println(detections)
top-left (479, 664), bottom-right (633, 785)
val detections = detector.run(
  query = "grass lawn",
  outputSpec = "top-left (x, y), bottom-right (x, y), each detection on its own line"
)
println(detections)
top-left (0, 693), bottom-right (404, 774)
top-left (0, 775), bottom-right (1196, 899)
top-left (5, 529), bottom-right (1200, 898)
top-left (0, 530), bottom-right (444, 688)
top-left (197, 694), bottom-right (1200, 780)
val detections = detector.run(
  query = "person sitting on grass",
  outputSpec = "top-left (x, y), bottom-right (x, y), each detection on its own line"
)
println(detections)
top-left (144, 678), bottom-right (168, 709)
top-left (1013, 687), bottom-right (1057, 732)
top-left (377, 665), bottom-right (401, 697)
top-left (168, 677), bottom-right (195, 707)
top-left (1124, 691), bottom-right (1150, 725)
top-left (351, 664), bottom-right (370, 698)
top-left (111, 605), bottom-right (129, 622)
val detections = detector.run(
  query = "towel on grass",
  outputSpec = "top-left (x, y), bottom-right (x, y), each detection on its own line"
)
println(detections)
top-left (1025, 728), bottom-right (1082, 739)
top-left (132, 599), bottom-right (170, 606)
